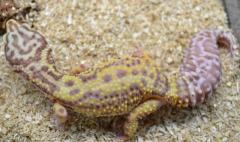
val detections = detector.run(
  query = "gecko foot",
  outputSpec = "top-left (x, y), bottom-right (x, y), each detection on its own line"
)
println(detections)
top-left (53, 103), bottom-right (68, 127)
top-left (70, 63), bottom-right (88, 75)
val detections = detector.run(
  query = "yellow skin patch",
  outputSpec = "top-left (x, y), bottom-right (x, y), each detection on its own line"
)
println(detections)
top-left (54, 54), bottom-right (170, 117)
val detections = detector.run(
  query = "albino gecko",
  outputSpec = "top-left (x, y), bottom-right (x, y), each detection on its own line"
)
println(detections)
top-left (3, 19), bottom-right (238, 141)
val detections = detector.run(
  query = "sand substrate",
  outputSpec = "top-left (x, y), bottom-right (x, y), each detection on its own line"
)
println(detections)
top-left (0, 0), bottom-right (239, 142)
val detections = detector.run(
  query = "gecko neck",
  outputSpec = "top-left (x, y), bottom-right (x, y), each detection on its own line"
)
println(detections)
top-left (21, 48), bottom-right (63, 96)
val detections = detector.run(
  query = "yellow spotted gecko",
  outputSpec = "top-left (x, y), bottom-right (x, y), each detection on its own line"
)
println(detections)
top-left (3, 19), bottom-right (238, 141)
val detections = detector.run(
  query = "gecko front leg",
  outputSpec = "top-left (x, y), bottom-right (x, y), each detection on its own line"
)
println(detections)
top-left (53, 103), bottom-right (68, 126)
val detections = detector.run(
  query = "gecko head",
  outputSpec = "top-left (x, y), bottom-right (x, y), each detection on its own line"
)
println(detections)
top-left (4, 19), bottom-right (47, 66)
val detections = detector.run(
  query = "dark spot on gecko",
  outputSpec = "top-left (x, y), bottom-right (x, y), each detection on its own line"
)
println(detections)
top-left (109, 92), bottom-right (117, 98)
top-left (127, 64), bottom-right (131, 67)
top-left (89, 104), bottom-right (96, 109)
top-left (89, 74), bottom-right (97, 80)
top-left (104, 95), bottom-right (108, 99)
top-left (131, 59), bottom-right (141, 66)
top-left (149, 73), bottom-right (154, 79)
top-left (10, 50), bottom-right (14, 58)
top-left (84, 91), bottom-right (92, 97)
top-left (79, 73), bottom-right (97, 82)
top-left (130, 83), bottom-right (139, 91)
top-left (92, 90), bottom-right (101, 98)
top-left (17, 29), bottom-right (30, 40)
top-left (192, 74), bottom-right (200, 81)
top-left (23, 40), bottom-right (27, 46)
top-left (188, 77), bottom-right (194, 82)
top-left (141, 78), bottom-right (147, 86)
top-left (30, 34), bottom-right (36, 40)
top-left (33, 43), bottom-right (37, 47)
top-left (12, 34), bottom-right (18, 41)
top-left (69, 89), bottom-right (80, 95)
top-left (101, 104), bottom-right (106, 108)
top-left (47, 71), bottom-right (63, 81)
top-left (141, 69), bottom-right (147, 76)
top-left (79, 76), bottom-right (87, 82)
top-left (132, 69), bottom-right (139, 75)
top-left (64, 80), bottom-right (74, 87)
top-left (46, 48), bottom-right (54, 64)
top-left (116, 69), bottom-right (127, 78)
top-left (107, 101), bottom-right (113, 106)
top-left (29, 66), bottom-right (35, 71)
top-left (103, 74), bottom-right (112, 83)
top-left (41, 66), bottom-right (49, 72)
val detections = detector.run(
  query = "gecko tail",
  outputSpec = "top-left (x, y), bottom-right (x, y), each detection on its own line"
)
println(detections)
top-left (172, 28), bottom-right (239, 107)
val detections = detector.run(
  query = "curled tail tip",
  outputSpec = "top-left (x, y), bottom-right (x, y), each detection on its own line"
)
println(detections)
top-left (216, 28), bottom-right (239, 57)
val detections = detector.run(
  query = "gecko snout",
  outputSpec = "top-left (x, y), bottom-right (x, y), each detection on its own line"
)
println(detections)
top-left (5, 19), bottom-right (21, 32)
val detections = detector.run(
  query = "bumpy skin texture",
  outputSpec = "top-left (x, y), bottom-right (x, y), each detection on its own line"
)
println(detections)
top-left (173, 29), bottom-right (238, 107)
top-left (3, 19), bottom-right (238, 140)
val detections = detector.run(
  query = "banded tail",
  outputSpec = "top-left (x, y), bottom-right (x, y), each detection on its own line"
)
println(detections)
top-left (174, 28), bottom-right (238, 107)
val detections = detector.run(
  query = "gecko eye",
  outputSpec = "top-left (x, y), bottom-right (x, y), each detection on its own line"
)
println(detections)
top-left (31, 41), bottom-right (39, 48)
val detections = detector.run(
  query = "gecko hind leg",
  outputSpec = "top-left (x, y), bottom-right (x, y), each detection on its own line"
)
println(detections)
top-left (121, 99), bottom-right (165, 141)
